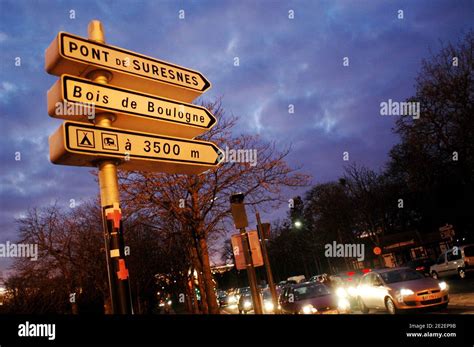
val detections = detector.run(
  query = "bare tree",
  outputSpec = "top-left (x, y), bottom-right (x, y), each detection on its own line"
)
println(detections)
top-left (119, 100), bottom-right (310, 313)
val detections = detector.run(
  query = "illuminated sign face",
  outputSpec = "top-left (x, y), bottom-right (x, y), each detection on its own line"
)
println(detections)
top-left (48, 75), bottom-right (216, 138)
top-left (45, 32), bottom-right (211, 102)
top-left (49, 122), bottom-right (223, 174)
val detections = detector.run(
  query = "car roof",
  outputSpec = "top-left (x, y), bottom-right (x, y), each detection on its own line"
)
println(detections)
top-left (291, 281), bottom-right (325, 288)
top-left (370, 267), bottom-right (411, 274)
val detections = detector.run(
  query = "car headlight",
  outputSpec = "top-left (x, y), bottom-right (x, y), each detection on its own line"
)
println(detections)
top-left (301, 304), bottom-right (317, 314)
top-left (439, 282), bottom-right (448, 291)
top-left (264, 301), bottom-right (274, 312)
top-left (400, 289), bottom-right (414, 296)
top-left (338, 298), bottom-right (350, 311)
top-left (336, 287), bottom-right (347, 298)
top-left (243, 301), bottom-right (252, 309)
top-left (347, 286), bottom-right (357, 297)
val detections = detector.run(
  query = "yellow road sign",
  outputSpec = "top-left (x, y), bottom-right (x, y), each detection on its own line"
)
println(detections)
top-left (49, 121), bottom-right (223, 174)
top-left (48, 75), bottom-right (217, 138)
top-left (45, 32), bottom-right (211, 102)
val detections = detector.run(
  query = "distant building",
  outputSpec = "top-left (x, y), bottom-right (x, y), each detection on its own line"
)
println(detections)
top-left (354, 229), bottom-right (452, 269)
top-left (379, 230), bottom-right (450, 267)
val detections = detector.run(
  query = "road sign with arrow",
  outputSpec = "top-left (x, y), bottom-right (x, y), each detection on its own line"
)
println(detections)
top-left (49, 121), bottom-right (223, 174)
top-left (45, 32), bottom-right (211, 102)
top-left (47, 75), bottom-right (216, 137)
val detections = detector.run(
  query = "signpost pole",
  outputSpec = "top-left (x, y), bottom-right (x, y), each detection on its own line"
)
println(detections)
top-left (88, 20), bottom-right (133, 314)
top-left (239, 227), bottom-right (263, 314)
top-left (256, 212), bottom-right (279, 314)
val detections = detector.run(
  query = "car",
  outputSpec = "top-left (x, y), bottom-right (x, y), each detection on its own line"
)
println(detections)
top-left (262, 289), bottom-right (276, 313)
top-left (287, 275), bottom-right (306, 284)
top-left (233, 287), bottom-right (250, 306)
top-left (236, 287), bottom-right (250, 298)
top-left (238, 293), bottom-right (254, 314)
top-left (225, 289), bottom-right (238, 306)
top-left (329, 269), bottom-right (369, 291)
top-left (356, 267), bottom-right (449, 314)
top-left (406, 258), bottom-right (435, 276)
top-left (430, 244), bottom-right (474, 279)
top-left (237, 289), bottom-right (275, 314)
top-left (278, 282), bottom-right (349, 314)
top-left (309, 274), bottom-right (324, 283)
top-left (329, 269), bottom-right (370, 310)
top-left (217, 290), bottom-right (228, 307)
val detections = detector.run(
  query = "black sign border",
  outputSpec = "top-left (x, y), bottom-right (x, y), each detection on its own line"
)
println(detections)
top-left (62, 75), bottom-right (216, 129)
top-left (59, 32), bottom-right (211, 92)
top-left (65, 122), bottom-right (222, 166)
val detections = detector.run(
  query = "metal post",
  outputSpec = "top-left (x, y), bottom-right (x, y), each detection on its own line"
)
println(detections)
top-left (88, 20), bottom-right (133, 314)
top-left (256, 212), bottom-right (279, 314)
top-left (239, 227), bottom-right (263, 314)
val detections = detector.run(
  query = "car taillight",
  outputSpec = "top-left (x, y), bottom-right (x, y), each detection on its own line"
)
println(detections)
top-left (362, 268), bottom-right (371, 274)
top-left (416, 266), bottom-right (424, 271)
top-left (347, 271), bottom-right (355, 276)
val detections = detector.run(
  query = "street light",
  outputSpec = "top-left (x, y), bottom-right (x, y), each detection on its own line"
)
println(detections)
top-left (294, 220), bottom-right (303, 229)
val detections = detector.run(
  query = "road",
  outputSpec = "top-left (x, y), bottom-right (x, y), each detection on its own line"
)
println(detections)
top-left (220, 277), bottom-right (474, 315)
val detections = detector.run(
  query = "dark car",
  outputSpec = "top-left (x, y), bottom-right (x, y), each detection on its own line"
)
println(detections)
top-left (217, 290), bottom-right (228, 307)
top-left (238, 293), bottom-right (254, 314)
top-left (329, 270), bottom-right (370, 310)
top-left (278, 282), bottom-right (348, 314)
top-left (406, 258), bottom-right (435, 276)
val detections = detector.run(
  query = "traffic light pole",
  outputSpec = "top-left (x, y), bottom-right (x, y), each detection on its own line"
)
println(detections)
top-left (88, 20), bottom-right (133, 314)
top-left (239, 227), bottom-right (263, 314)
top-left (256, 212), bottom-right (279, 313)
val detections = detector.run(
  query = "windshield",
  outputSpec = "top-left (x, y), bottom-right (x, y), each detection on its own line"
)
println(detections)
top-left (294, 284), bottom-right (330, 300)
top-left (407, 259), bottom-right (423, 266)
top-left (380, 268), bottom-right (424, 284)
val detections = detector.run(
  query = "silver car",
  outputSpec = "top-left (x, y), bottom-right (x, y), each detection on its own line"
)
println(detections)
top-left (430, 244), bottom-right (474, 279)
top-left (356, 267), bottom-right (449, 314)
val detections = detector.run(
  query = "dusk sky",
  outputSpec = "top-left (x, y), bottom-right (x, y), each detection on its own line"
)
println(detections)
top-left (1, 0), bottom-right (473, 272)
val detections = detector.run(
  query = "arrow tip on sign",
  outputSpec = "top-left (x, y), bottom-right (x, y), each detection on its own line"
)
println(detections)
top-left (207, 110), bottom-right (217, 127)
top-left (199, 72), bottom-right (211, 92)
